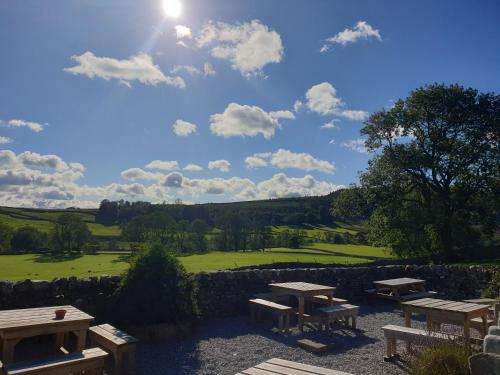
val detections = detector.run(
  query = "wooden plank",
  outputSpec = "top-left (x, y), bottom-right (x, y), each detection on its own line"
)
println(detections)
top-left (402, 298), bottom-right (440, 307)
top-left (257, 362), bottom-right (319, 375)
top-left (249, 299), bottom-right (293, 311)
top-left (373, 278), bottom-right (425, 287)
top-left (241, 367), bottom-right (277, 375)
top-left (267, 358), bottom-right (352, 375)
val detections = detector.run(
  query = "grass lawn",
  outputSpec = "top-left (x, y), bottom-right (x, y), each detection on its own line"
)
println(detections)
top-left (0, 253), bottom-right (130, 281)
top-left (271, 224), bottom-right (358, 236)
top-left (305, 243), bottom-right (395, 258)
top-left (179, 250), bottom-right (373, 273)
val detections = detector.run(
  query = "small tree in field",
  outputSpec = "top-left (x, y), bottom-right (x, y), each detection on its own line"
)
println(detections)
top-left (51, 213), bottom-right (91, 252)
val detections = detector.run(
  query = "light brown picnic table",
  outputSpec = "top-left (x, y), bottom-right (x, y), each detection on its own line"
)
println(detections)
top-left (237, 357), bottom-right (353, 375)
top-left (401, 298), bottom-right (490, 342)
top-left (269, 282), bottom-right (335, 332)
top-left (0, 305), bottom-right (94, 364)
top-left (373, 277), bottom-right (427, 301)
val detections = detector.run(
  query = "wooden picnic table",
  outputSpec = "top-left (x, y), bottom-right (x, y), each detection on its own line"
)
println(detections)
top-left (373, 277), bottom-right (429, 301)
top-left (237, 357), bottom-right (353, 375)
top-left (401, 298), bottom-right (491, 342)
top-left (269, 282), bottom-right (335, 332)
top-left (0, 305), bottom-right (94, 364)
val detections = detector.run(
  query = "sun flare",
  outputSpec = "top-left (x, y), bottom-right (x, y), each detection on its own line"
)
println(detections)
top-left (163, 0), bottom-right (182, 18)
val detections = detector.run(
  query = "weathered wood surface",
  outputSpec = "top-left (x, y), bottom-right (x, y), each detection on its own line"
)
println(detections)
top-left (0, 306), bottom-right (94, 364)
top-left (237, 357), bottom-right (353, 375)
top-left (249, 299), bottom-right (293, 333)
top-left (3, 347), bottom-right (107, 375)
top-left (402, 298), bottom-right (490, 341)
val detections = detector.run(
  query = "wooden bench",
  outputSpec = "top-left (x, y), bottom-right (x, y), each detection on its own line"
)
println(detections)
top-left (470, 317), bottom-right (496, 336)
top-left (317, 304), bottom-right (360, 330)
top-left (236, 357), bottom-right (354, 375)
top-left (400, 291), bottom-right (438, 301)
top-left (382, 324), bottom-right (456, 361)
top-left (309, 295), bottom-right (348, 306)
top-left (253, 292), bottom-right (289, 304)
top-left (249, 299), bottom-right (293, 333)
top-left (88, 324), bottom-right (138, 375)
top-left (2, 347), bottom-right (108, 375)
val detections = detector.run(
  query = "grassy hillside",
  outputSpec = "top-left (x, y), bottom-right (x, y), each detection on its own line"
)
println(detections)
top-left (0, 207), bottom-right (120, 238)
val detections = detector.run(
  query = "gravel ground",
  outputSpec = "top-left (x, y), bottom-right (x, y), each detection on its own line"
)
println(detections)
top-left (136, 302), bottom-right (447, 375)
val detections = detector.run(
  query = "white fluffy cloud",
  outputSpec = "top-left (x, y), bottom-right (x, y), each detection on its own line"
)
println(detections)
top-left (208, 159), bottom-right (231, 172)
top-left (341, 139), bottom-right (368, 153)
top-left (175, 25), bottom-right (192, 39)
top-left (246, 149), bottom-right (335, 174)
top-left (203, 62), bottom-right (216, 76)
top-left (245, 156), bottom-right (268, 169)
top-left (0, 136), bottom-right (12, 144)
top-left (321, 21), bottom-right (381, 52)
top-left (1, 119), bottom-right (44, 132)
top-left (173, 119), bottom-right (197, 137)
top-left (304, 82), bottom-right (368, 120)
top-left (320, 120), bottom-right (339, 129)
top-left (210, 103), bottom-right (293, 139)
top-left (183, 163), bottom-right (203, 172)
top-left (145, 160), bottom-right (180, 170)
top-left (293, 100), bottom-right (304, 113)
top-left (196, 20), bottom-right (283, 77)
top-left (64, 51), bottom-right (185, 88)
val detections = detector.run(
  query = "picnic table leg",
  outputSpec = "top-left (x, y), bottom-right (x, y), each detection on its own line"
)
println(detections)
top-left (464, 318), bottom-right (471, 344)
top-left (352, 315), bottom-right (357, 329)
top-left (426, 315), bottom-right (432, 331)
top-left (2, 338), bottom-right (20, 364)
top-left (55, 332), bottom-right (66, 352)
top-left (73, 329), bottom-right (87, 351)
top-left (404, 308), bottom-right (411, 328)
top-left (298, 296), bottom-right (305, 332)
top-left (481, 315), bottom-right (488, 338)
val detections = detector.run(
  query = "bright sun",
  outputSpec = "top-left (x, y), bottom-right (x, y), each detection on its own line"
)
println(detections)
top-left (163, 0), bottom-right (182, 18)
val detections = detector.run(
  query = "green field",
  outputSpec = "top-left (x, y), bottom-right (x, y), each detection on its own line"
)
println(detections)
top-left (0, 242), bottom-right (392, 280)
top-left (0, 207), bottom-right (121, 238)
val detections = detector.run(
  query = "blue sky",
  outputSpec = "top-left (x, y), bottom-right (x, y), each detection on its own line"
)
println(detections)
top-left (0, 0), bottom-right (499, 207)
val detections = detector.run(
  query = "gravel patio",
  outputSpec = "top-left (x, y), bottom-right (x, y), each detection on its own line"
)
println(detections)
top-left (136, 302), bottom-right (440, 375)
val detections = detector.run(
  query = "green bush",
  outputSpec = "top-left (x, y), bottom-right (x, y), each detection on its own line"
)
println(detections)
top-left (411, 344), bottom-right (470, 375)
top-left (115, 243), bottom-right (197, 325)
top-left (481, 271), bottom-right (500, 299)
top-left (11, 226), bottom-right (47, 252)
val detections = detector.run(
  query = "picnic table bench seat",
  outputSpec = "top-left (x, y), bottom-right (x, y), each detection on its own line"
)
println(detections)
top-left (249, 299), bottom-right (293, 333)
top-left (382, 324), bottom-right (457, 361)
top-left (399, 291), bottom-right (438, 301)
top-left (309, 295), bottom-right (348, 306)
top-left (88, 324), bottom-right (138, 375)
top-left (1, 347), bottom-right (107, 375)
top-left (236, 357), bottom-right (354, 375)
top-left (317, 304), bottom-right (359, 330)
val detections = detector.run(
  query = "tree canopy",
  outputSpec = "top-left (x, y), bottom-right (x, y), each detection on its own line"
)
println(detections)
top-left (360, 84), bottom-right (499, 260)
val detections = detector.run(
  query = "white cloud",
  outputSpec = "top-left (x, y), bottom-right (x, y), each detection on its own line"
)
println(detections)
top-left (196, 20), bottom-right (283, 77)
top-left (203, 62), bottom-right (216, 77)
top-left (175, 25), bottom-right (192, 39)
top-left (321, 21), bottom-right (381, 52)
top-left (208, 159), bottom-right (231, 172)
top-left (183, 163), bottom-right (203, 172)
top-left (246, 149), bottom-right (335, 174)
top-left (171, 65), bottom-right (201, 76)
top-left (121, 168), bottom-right (164, 181)
top-left (145, 160), bottom-right (180, 171)
top-left (329, 139), bottom-right (336, 144)
top-left (173, 119), bottom-right (197, 137)
top-left (0, 136), bottom-right (12, 144)
top-left (64, 51), bottom-right (185, 88)
top-left (245, 156), bottom-right (268, 169)
top-left (269, 110), bottom-right (295, 120)
top-left (341, 139), bottom-right (368, 153)
top-left (2, 119), bottom-right (44, 132)
top-left (293, 100), bottom-right (304, 113)
top-left (304, 82), bottom-right (369, 120)
top-left (320, 120), bottom-right (339, 129)
top-left (210, 103), bottom-right (293, 140)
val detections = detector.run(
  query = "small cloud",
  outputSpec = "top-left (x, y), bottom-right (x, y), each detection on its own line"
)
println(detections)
top-left (320, 120), bottom-right (339, 129)
top-left (145, 160), bottom-right (180, 170)
top-left (293, 100), bottom-right (303, 113)
top-left (183, 163), bottom-right (203, 172)
top-left (173, 119), bottom-right (197, 137)
top-left (0, 136), bottom-right (12, 144)
top-left (321, 21), bottom-right (381, 52)
top-left (245, 156), bottom-right (268, 169)
top-left (2, 119), bottom-right (44, 132)
top-left (341, 139), bottom-right (368, 153)
top-left (203, 62), bottom-right (216, 77)
top-left (171, 65), bottom-right (201, 76)
top-left (329, 139), bottom-right (335, 144)
top-left (208, 159), bottom-right (231, 172)
top-left (175, 25), bottom-right (192, 40)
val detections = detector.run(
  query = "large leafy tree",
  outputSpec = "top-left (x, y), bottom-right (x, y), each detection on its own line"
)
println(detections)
top-left (51, 213), bottom-right (91, 252)
top-left (360, 84), bottom-right (499, 260)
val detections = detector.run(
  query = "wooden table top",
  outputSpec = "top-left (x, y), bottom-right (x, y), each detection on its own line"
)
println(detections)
top-left (401, 298), bottom-right (490, 314)
top-left (373, 277), bottom-right (425, 287)
top-left (463, 298), bottom-right (497, 305)
top-left (269, 282), bottom-right (335, 294)
top-left (0, 306), bottom-right (94, 332)
top-left (237, 358), bottom-right (353, 375)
